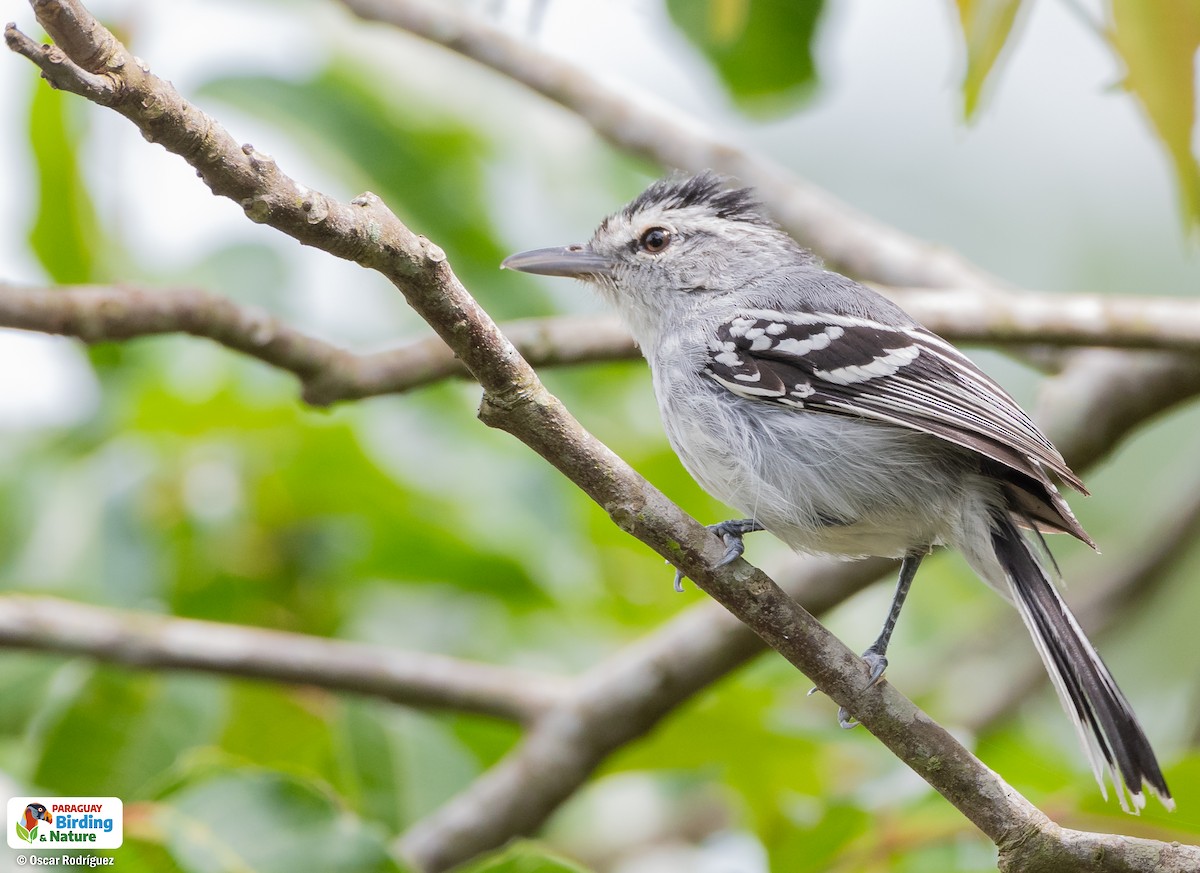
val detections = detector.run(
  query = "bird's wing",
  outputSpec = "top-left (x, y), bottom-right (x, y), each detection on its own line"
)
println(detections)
top-left (703, 310), bottom-right (1091, 540)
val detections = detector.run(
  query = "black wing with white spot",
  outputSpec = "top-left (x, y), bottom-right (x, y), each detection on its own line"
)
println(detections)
top-left (704, 310), bottom-right (1091, 538)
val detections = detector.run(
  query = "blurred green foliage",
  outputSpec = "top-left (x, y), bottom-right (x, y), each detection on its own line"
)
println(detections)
top-left (666, 0), bottom-right (824, 115)
top-left (2, 2), bottom-right (1199, 872)
top-left (28, 84), bottom-right (104, 284)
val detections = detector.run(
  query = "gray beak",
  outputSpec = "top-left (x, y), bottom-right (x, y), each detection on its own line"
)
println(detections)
top-left (501, 244), bottom-right (614, 278)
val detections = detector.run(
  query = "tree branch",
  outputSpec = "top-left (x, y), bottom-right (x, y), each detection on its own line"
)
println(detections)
top-left (1038, 348), bottom-right (1200, 472)
top-left (0, 281), bottom-right (637, 404)
top-left (6, 5), bottom-right (1198, 873)
top-left (884, 286), bottom-right (1200, 354)
top-left (9, 281), bottom-right (1200, 409)
top-left (0, 595), bottom-right (567, 722)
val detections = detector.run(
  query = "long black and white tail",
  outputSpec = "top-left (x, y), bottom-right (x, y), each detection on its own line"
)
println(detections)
top-left (988, 513), bottom-right (1173, 812)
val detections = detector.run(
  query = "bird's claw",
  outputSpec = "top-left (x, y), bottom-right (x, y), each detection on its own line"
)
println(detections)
top-left (710, 519), bottom-right (764, 568)
top-left (836, 648), bottom-right (889, 730)
top-left (862, 649), bottom-right (888, 687)
top-left (670, 519), bottom-right (764, 592)
top-left (712, 522), bottom-right (748, 567)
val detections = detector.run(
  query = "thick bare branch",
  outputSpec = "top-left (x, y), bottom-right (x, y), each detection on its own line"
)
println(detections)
top-left (7, 5), bottom-right (1197, 873)
top-left (0, 595), bottom-right (567, 721)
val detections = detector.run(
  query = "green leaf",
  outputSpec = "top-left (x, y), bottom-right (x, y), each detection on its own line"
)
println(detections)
top-left (335, 700), bottom-right (406, 831)
top-left (1108, 0), bottom-right (1200, 230)
top-left (219, 684), bottom-right (338, 780)
top-left (665, 0), bottom-right (824, 116)
top-left (27, 77), bottom-right (104, 283)
top-left (0, 655), bottom-right (64, 737)
top-left (953, 0), bottom-right (1026, 118)
top-left (30, 668), bottom-right (224, 798)
top-left (457, 841), bottom-right (593, 873)
top-left (16, 822), bottom-right (30, 843)
top-left (151, 770), bottom-right (407, 873)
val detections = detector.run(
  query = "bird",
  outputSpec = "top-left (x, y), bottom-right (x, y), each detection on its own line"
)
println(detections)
top-left (23, 802), bottom-right (51, 831)
top-left (502, 170), bottom-right (1172, 813)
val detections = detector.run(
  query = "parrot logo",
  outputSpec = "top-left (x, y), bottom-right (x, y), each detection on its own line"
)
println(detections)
top-left (15, 802), bottom-right (50, 843)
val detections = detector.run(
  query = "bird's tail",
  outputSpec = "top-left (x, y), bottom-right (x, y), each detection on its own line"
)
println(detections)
top-left (983, 511), bottom-right (1172, 812)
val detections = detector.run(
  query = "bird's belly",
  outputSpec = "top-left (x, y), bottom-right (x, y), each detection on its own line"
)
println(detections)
top-left (658, 383), bottom-right (973, 559)
top-left (762, 516), bottom-right (934, 559)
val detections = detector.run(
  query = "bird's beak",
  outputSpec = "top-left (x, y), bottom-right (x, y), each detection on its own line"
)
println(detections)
top-left (501, 244), bottom-right (614, 279)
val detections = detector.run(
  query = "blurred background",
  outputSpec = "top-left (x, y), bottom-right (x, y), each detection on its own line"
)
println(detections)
top-left (0, 0), bottom-right (1198, 870)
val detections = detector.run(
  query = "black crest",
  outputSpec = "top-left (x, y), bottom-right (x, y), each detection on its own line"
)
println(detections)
top-left (622, 171), bottom-right (774, 227)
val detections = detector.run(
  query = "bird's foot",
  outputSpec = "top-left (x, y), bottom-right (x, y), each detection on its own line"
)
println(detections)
top-left (837, 647), bottom-right (888, 729)
top-left (711, 519), bottom-right (765, 566)
top-left (673, 518), bottom-right (765, 592)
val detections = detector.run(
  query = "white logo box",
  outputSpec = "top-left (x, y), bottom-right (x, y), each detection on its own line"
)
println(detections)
top-left (7, 797), bottom-right (123, 850)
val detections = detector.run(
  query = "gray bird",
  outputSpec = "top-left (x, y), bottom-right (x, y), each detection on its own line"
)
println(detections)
top-left (502, 171), bottom-right (1172, 813)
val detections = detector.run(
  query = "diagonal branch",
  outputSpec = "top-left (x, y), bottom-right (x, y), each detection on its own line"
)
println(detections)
top-left (6, 5), bottom-right (1198, 873)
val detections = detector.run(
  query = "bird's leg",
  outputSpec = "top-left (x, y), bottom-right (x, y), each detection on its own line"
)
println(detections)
top-left (673, 518), bottom-right (766, 592)
top-left (838, 550), bottom-right (926, 728)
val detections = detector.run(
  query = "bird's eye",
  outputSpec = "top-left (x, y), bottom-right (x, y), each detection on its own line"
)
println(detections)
top-left (639, 227), bottom-right (671, 254)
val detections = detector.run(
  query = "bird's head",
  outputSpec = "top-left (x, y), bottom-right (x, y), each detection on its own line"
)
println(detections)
top-left (24, 803), bottom-right (50, 826)
top-left (503, 171), bottom-right (810, 344)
